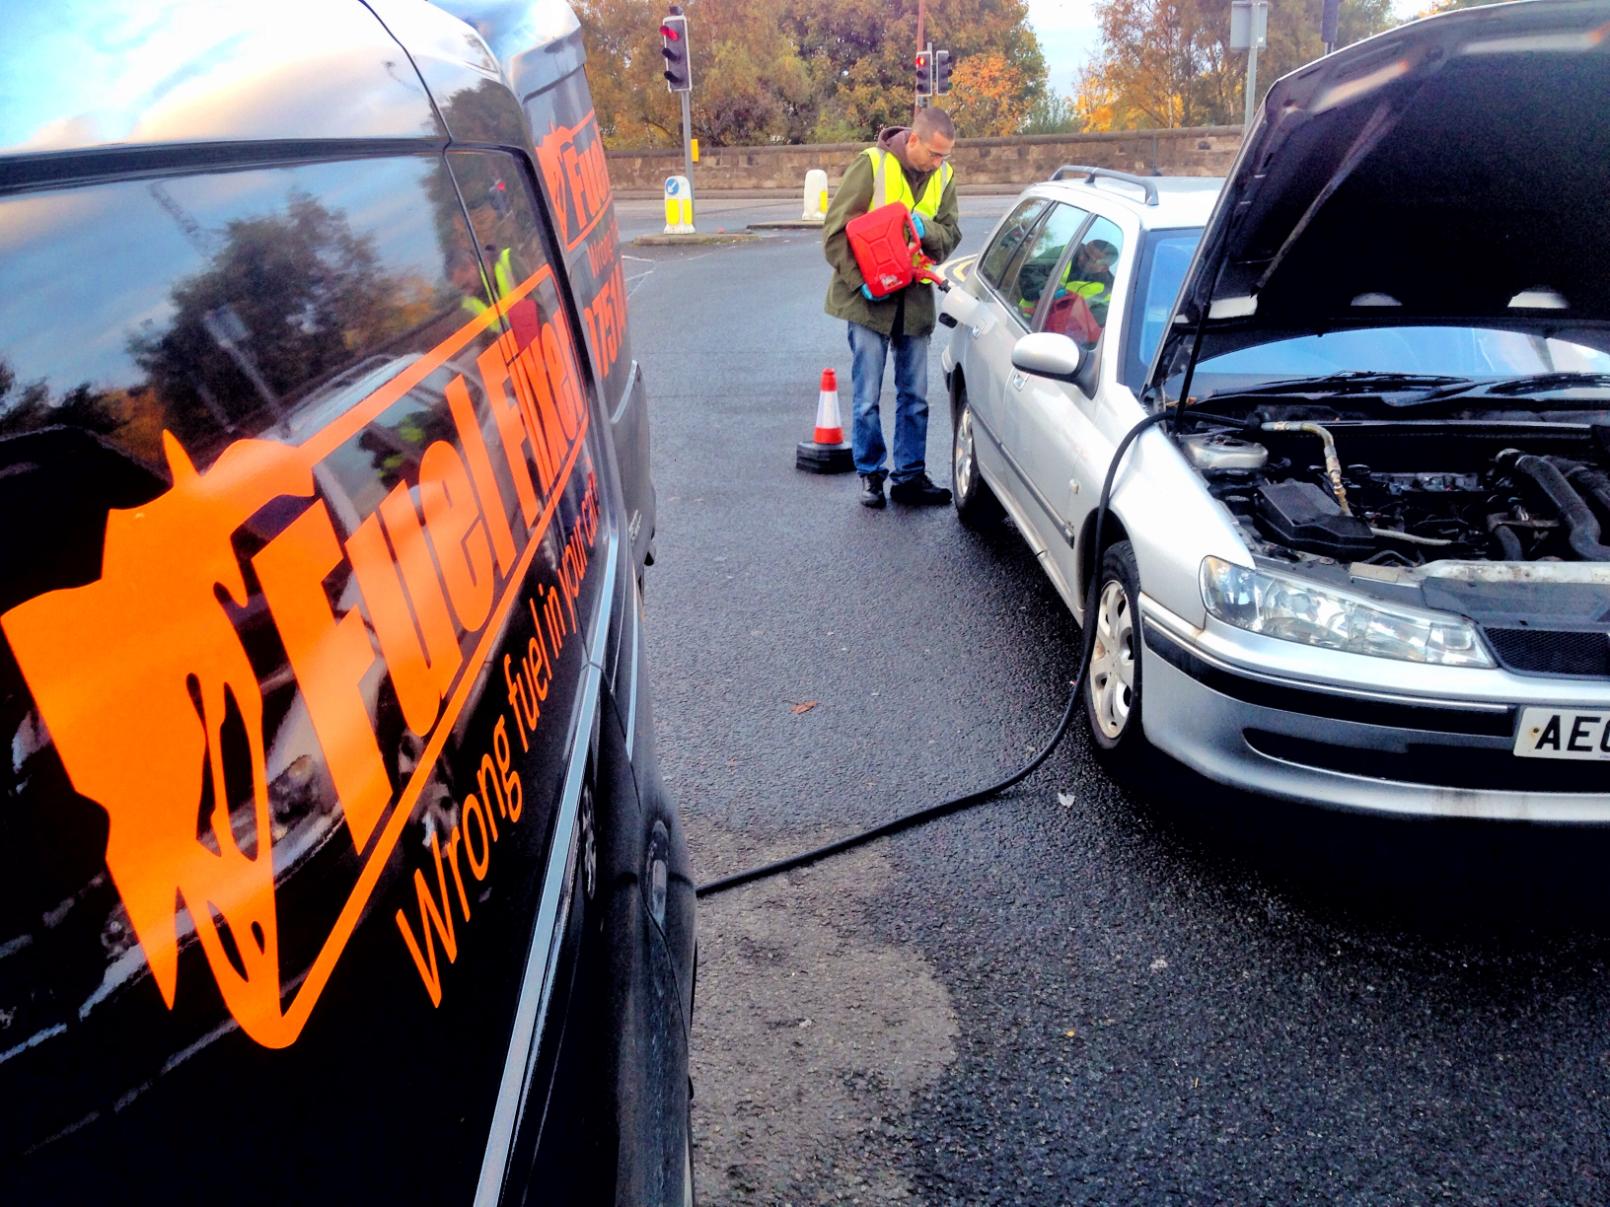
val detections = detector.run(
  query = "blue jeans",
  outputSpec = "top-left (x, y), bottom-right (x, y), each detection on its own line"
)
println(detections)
top-left (846, 321), bottom-right (929, 484)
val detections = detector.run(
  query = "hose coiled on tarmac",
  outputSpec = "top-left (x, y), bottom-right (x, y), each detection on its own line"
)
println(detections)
top-left (697, 408), bottom-right (1176, 897)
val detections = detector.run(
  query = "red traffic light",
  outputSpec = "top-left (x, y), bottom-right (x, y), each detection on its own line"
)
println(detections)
top-left (660, 23), bottom-right (680, 39)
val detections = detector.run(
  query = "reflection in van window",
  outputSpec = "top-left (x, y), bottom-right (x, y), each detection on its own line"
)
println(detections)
top-left (0, 155), bottom-right (489, 472)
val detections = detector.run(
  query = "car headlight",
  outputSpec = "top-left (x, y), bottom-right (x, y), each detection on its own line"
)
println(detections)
top-left (1199, 556), bottom-right (1492, 668)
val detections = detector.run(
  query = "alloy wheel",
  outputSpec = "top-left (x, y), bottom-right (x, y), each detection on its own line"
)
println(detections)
top-left (1088, 578), bottom-right (1135, 739)
top-left (953, 404), bottom-right (976, 504)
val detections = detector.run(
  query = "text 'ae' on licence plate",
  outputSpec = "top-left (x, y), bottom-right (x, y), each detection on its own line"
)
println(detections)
top-left (1514, 707), bottom-right (1610, 761)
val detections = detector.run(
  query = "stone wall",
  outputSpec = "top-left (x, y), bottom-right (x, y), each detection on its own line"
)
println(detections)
top-left (605, 126), bottom-right (1245, 193)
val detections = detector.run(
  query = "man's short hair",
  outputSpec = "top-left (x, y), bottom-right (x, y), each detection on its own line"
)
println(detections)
top-left (912, 106), bottom-right (954, 143)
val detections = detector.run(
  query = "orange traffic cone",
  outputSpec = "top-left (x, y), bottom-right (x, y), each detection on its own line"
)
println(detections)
top-left (795, 368), bottom-right (855, 473)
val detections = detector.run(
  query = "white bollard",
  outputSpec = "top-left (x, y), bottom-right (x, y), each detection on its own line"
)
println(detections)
top-left (663, 175), bottom-right (695, 234)
top-left (801, 169), bottom-right (829, 222)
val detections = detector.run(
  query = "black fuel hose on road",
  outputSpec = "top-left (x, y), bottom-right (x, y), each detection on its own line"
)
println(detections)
top-left (697, 407), bottom-right (1177, 898)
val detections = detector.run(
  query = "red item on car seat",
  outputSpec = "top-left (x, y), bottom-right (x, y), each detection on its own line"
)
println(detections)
top-left (1045, 292), bottom-right (1103, 346)
top-left (846, 202), bottom-right (946, 299)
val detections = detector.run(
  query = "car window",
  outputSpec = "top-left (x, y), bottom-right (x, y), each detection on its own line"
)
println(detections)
top-left (1003, 203), bottom-right (1089, 327)
top-left (1038, 216), bottom-right (1123, 347)
top-left (978, 198), bottom-right (1049, 289)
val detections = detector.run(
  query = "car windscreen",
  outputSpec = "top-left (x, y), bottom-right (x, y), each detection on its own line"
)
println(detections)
top-left (1194, 327), bottom-right (1610, 388)
top-left (1123, 228), bottom-right (1202, 391)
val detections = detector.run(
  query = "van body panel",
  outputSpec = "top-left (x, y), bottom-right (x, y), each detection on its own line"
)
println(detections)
top-left (0, 3), bottom-right (689, 1202)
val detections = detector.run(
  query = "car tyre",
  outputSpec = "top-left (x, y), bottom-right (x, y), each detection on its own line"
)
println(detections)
top-left (1084, 540), bottom-right (1150, 767)
top-left (952, 385), bottom-right (1004, 529)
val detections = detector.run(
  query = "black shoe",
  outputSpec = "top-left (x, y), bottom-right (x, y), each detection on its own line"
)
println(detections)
top-left (889, 475), bottom-right (952, 506)
top-left (858, 475), bottom-right (886, 508)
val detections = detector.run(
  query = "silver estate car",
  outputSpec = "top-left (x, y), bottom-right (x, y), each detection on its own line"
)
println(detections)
top-left (939, 0), bottom-right (1610, 821)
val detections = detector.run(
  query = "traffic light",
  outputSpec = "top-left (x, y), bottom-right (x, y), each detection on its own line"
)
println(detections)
top-left (934, 49), bottom-right (954, 94)
top-left (660, 8), bottom-right (692, 92)
top-left (914, 50), bottom-right (932, 98)
top-left (1320, 0), bottom-right (1340, 51)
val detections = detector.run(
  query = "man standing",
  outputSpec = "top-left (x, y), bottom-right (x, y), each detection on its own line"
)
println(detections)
top-left (822, 107), bottom-right (960, 509)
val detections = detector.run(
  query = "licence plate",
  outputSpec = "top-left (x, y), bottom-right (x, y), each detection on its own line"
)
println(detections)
top-left (1514, 707), bottom-right (1610, 761)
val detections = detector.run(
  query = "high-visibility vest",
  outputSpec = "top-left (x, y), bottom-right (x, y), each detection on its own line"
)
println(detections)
top-left (1060, 274), bottom-right (1108, 301)
top-left (862, 147), bottom-right (952, 221)
top-left (461, 246), bottom-right (517, 317)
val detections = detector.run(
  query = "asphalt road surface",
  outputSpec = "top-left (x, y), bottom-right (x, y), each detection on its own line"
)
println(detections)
top-left (617, 196), bottom-right (1610, 1205)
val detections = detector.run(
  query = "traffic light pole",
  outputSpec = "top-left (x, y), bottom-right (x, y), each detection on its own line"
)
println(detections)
top-left (1243, 35), bottom-right (1260, 129)
top-left (915, 0), bottom-right (928, 115)
top-left (679, 89), bottom-right (693, 200)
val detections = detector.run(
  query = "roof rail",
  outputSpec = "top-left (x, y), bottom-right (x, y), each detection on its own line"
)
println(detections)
top-left (1049, 164), bottom-right (1159, 206)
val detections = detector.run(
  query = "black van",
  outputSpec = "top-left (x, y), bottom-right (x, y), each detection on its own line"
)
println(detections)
top-left (0, 2), bottom-right (693, 1202)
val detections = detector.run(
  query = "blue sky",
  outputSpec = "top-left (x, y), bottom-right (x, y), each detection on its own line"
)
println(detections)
top-left (1026, 0), bottom-right (1432, 95)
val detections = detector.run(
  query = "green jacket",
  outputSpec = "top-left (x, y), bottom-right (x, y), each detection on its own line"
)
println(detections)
top-left (822, 127), bottom-right (961, 338)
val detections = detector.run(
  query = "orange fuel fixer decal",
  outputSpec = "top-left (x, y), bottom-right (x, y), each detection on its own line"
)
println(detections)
top-left (536, 109), bottom-right (612, 254)
top-left (2, 267), bottom-right (594, 1049)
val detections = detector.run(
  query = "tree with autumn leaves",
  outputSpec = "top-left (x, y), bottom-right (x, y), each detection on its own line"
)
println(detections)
top-left (574, 0), bottom-right (1046, 146)
top-left (577, 0), bottom-right (1439, 147)
top-left (1076, 0), bottom-right (1398, 131)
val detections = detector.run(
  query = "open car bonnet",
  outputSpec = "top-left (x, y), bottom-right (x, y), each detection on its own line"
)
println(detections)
top-left (1149, 0), bottom-right (1610, 398)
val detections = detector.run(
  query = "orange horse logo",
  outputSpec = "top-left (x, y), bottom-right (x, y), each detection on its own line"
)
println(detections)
top-left (3, 432), bottom-right (313, 1043)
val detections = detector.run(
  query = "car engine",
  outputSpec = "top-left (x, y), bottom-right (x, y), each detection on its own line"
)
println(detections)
top-left (1182, 408), bottom-right (1610, 568)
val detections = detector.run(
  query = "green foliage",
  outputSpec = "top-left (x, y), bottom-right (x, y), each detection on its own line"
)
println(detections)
top-left (1020, 92), bottom-right (1084, 136)
top-left (1083, 0), bottom-right (1397, 130)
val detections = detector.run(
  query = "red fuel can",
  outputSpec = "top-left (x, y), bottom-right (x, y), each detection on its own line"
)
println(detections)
top-left (846, 202), bottom-right (944, 299)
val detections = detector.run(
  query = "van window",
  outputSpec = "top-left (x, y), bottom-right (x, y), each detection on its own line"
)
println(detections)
top-left (0, 156), bottom-right (498, 472)
top-left (450, 149), bottom-right (566, 355)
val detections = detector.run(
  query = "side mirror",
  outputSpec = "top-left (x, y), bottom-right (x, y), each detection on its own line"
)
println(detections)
top-left (1010, 332), bottom-right (1084, 383)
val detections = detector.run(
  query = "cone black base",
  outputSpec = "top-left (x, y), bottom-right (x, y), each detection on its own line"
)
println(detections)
top-left (796, 440), bottom-right (855, 473)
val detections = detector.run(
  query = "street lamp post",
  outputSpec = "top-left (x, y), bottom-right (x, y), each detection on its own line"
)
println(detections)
top-left (1230, 0), bottom-right (1270, 130)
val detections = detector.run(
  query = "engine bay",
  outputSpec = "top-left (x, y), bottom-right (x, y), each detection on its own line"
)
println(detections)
top-left (1181, 404), bottom-right (1610, 569)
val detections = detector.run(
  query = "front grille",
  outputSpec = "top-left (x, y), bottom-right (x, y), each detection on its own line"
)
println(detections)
top-left (1483, 626), bottom-right (1610, 678)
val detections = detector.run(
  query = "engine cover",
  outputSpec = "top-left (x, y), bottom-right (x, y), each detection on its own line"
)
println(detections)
top-left (1254, 481), bottom-right (1376, 560)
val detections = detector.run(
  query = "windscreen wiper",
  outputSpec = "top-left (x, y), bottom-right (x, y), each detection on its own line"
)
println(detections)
top-left (1412, 371), bottom-right (1610, 402)
top-left (1198, 370), bottom-right (1474, 403)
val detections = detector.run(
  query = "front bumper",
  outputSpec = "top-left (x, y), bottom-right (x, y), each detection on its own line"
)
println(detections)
top-left (1139, 595), bottom-right (1610, 822)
